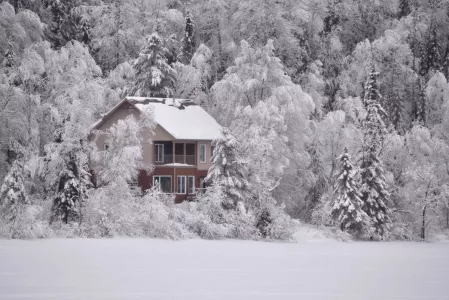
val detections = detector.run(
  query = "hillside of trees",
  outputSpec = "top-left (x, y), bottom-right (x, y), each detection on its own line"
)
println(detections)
top-left (1, 0), bottom-right (449, 241)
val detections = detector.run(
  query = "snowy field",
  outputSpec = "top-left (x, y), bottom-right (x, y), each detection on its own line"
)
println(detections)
top-left (0, 237), bottom-right (448, 300)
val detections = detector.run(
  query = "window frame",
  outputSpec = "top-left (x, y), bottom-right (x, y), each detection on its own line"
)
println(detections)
top-left (187, 176), bottom-right (195, 194)
top-left (155, 144), bottom-right (164, 163)
top-left (199, 144), bottom-right (207, 163)
top-left (153, 175), bottom-right (172, 193)
top-left (177, 175), bottom-right (187, 194)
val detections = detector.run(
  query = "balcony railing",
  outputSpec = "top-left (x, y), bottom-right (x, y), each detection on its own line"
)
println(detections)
top-left (155, 154), bottom-right (196, 165)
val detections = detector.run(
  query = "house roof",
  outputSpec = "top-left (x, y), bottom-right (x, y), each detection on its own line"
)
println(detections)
top-left (91, 97), bottom-right (223, 141)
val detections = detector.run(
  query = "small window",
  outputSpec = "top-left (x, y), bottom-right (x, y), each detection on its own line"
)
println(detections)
top-left (177, 176), bottom-right (186, 194)
top-left (155, 144), bottom-right (164, 163)
top-left (199, 144), bottom-right (207, 163)
top-left (153, 176), bottom-right (172, 193)
top-left (188, 176), bottom-right (195, 194)
top-left (104, 144), bottom-right (110, 151)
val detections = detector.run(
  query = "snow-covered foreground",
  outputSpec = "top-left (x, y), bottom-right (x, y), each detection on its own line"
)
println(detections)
top-left (0, 238), bottom-right (448, 300)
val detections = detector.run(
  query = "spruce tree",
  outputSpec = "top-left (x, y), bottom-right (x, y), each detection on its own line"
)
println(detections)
top-left (427, 25), bottom-right (441, 74)
top-left (49, 0), bottom-right (67, 49)
top-left (0, 159), bottom-right (28, 222)
top-left (331, 148), bottom-right (370, 234)
top-left (205, 128), bottom-right (251, 210)
top-left (4, 42), bottom-right (15, 68)
top-left (359, 68), bottom-right (391, 239)
top-left (178, 10), bottom-right (195, 64)
top-left (416, 76), bottom-right (427, 126)
top-left (398, 0), bottom-right (411, 19)
top-left (391, 95), bottom-right (404, 134)
top-left (130, 32), bottom-right (177, 97)
top-left (52, 148), bottom-right (91, 224)
top-left (442, 42), bottom-right (449, 80)
top-left (363, 66), bottom-right (381, 107)
top-left (419, 42), bottom-right (429, 78)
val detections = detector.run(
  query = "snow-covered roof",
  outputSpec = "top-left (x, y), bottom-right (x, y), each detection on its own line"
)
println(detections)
top-left (92, 97), bottom-right (223, 141)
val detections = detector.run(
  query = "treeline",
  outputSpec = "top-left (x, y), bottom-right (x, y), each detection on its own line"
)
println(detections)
top-left (0, 0), bottom-right (449, 240)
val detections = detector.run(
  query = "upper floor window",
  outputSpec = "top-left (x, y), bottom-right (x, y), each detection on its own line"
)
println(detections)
top-left (155, 144), bottom-right (164, 163)
top-left (199, 144), bottom-right (207, 163)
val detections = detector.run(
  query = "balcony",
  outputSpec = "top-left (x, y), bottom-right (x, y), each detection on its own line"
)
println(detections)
top-left (154, 142), bottom-right (196, 166)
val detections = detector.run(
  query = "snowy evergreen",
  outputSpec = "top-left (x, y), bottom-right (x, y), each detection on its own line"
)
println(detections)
top-left (415, 76), bottom-right (427, 126)
top-left (443, 43), bottom-right (449, 80)
top-left (178, 10), bottom-right (195, 65)
top-left (363, 66), bottom-right (381, 107)
top-left (390, 95), bottom-right (404, 134)
top-left (331, 148), bottom-right (370, 235)
top-left (130, 32), bottom-right (177, 97)
top-left (426, 25), bottom-right (441, 74)
top-left (4, 42), bottom-right (14, 68)
top-left (359, 68), bottom-right (391, 239)
top-left (0, 159), bottom-right (28, 222)
top-left (205, 128), bottom-right (251, 210)
top-left (398, 0), bottom-right (411, 19)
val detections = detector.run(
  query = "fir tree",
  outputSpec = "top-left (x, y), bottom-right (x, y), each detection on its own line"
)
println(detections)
top-left (415, 76), bottom-right (427, 126)
top-left (363, 66), bottom-right (381, 107)
top-left (391, 95), bottom-right (405, 134)
top-left (178, 10), bottom-right (195, 64)
top-left (205, 128), bottom-right (251, 210)
top-left (418, 42), bottom-right (429, 78)
top-left (130, 32), bottom-right (177, 97)
top-left (305, 142), bottom-right (329, 221)
top-left (4, 42), bottom-right (15, 68)
top-left (398, 0), bottom-right (411, 19)
top-left (427, 25), bottom-right (441, 74)
top-left (51, 148), bottom-right (91, 224)
top-left (323, 0), bottom-right (341, 33)
top-left (331, 148), bottom-right (370, 234)
top-left (0, 159), bottom-right (28, 222)
top-left (442, 42), bottom-right (449, 80)
top-left (359, 68), bottom-right (391, 239)
top-left (49, 0), bottom-right (68, 49)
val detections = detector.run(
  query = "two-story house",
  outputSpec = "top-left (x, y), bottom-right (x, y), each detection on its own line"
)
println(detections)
top-left (89, 96), bottom-right (222, 202)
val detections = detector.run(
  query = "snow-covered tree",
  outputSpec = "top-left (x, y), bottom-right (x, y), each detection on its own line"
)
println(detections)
top-left (331, 148), bottom-right (370, 235)
top-left (426, 25), bottom-right (441, 74)
top-left (129, 32), bottom-right (177, 97)
top-left (398, 0), bottom-right (411, 19)
top-left (178, 10), bottom-right (195, 64)
top-left (391, 95), bottom-right (405, 133)
top-left (359, 69), bottom-right (391, 239)
top-left (0, 158), bottom-right (28, 222)
top-left (4, 42), bottom-right (15, 68)
top-left (363, 65), bottom-right (381, 107)
top-left (92, 107), bottom-right (156, 186)
top-left (205, 128), bottom-right (251, 210)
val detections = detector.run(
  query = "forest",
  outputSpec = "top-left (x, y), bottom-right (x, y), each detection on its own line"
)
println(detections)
top-left (0, 0), bottom-right (449, 241)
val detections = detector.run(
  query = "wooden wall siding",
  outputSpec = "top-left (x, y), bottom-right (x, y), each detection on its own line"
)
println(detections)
top-left (138, 168), bottom-right (208, 203)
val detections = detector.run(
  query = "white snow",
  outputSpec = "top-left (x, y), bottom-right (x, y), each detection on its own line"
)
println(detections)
top-left (129, 97), bottom-right (223, 140)
top-left (161, 163), bottom-right (195, 167)
top-left (0, 238), bottom-right (448, 300)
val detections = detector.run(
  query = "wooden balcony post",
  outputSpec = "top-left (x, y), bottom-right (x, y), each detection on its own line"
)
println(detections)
top-left (172, 141), bottom-right (175, 164)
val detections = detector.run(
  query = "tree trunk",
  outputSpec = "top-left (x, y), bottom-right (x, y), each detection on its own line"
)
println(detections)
top-left (421, 205), bottom-right (426, 240)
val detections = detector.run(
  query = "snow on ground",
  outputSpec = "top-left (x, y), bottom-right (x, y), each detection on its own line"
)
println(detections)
top-left (0, 238), bottom-right (448, 300)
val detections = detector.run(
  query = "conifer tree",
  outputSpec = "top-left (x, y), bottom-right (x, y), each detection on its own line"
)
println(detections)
top-left (415, 76), bottom-right (427, 126)
top-left (359, 67), bottom-right (391, 239)
top-left (51, 147), bottom-right (91, 224)
top-left (323, 0), bottom-right (341, 33)
top-left (391, 95), bottom-right (404, 134)
top-left (49, 0), bottom-right (68, 49)
top-left (331, 148), bottom-right (370, 234)
top-left (130, 32), bottom-right (177, 97)
top-left (205, 128), bottom-right (251, 210)
top-left (0, 159), bottom-right (28, 222)
top-left (427, 25), bottom-right (441, 74)
top-left (398, 0), bottom-right (411, 19)
top-left (4, 42), bottom-right (15, 68)
top-left (419, 42), bottom-right (429, 78)
top-left (178, 10), bottom-right (195, 64)
top-left (442, 42), bottom-right (449, 80)
top-left (363, 66), bottom-right (381, 107)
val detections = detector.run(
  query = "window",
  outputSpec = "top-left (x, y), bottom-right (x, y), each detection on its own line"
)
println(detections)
top-left (199, 144), bottom-right (207, 163)
top-left (153, 176), bottom-right (172, 193)
top-left (104, 144), bottom-right (110, 151)
top-left (188, 176), bottom-right (195, 194)
top-left (155, 144), bottom-right (164, 163)
top-left (177, 176), bottom-right (186, 194)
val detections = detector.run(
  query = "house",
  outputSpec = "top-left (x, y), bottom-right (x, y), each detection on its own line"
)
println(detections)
top-left (89, 96), bottom-right (222, 202)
